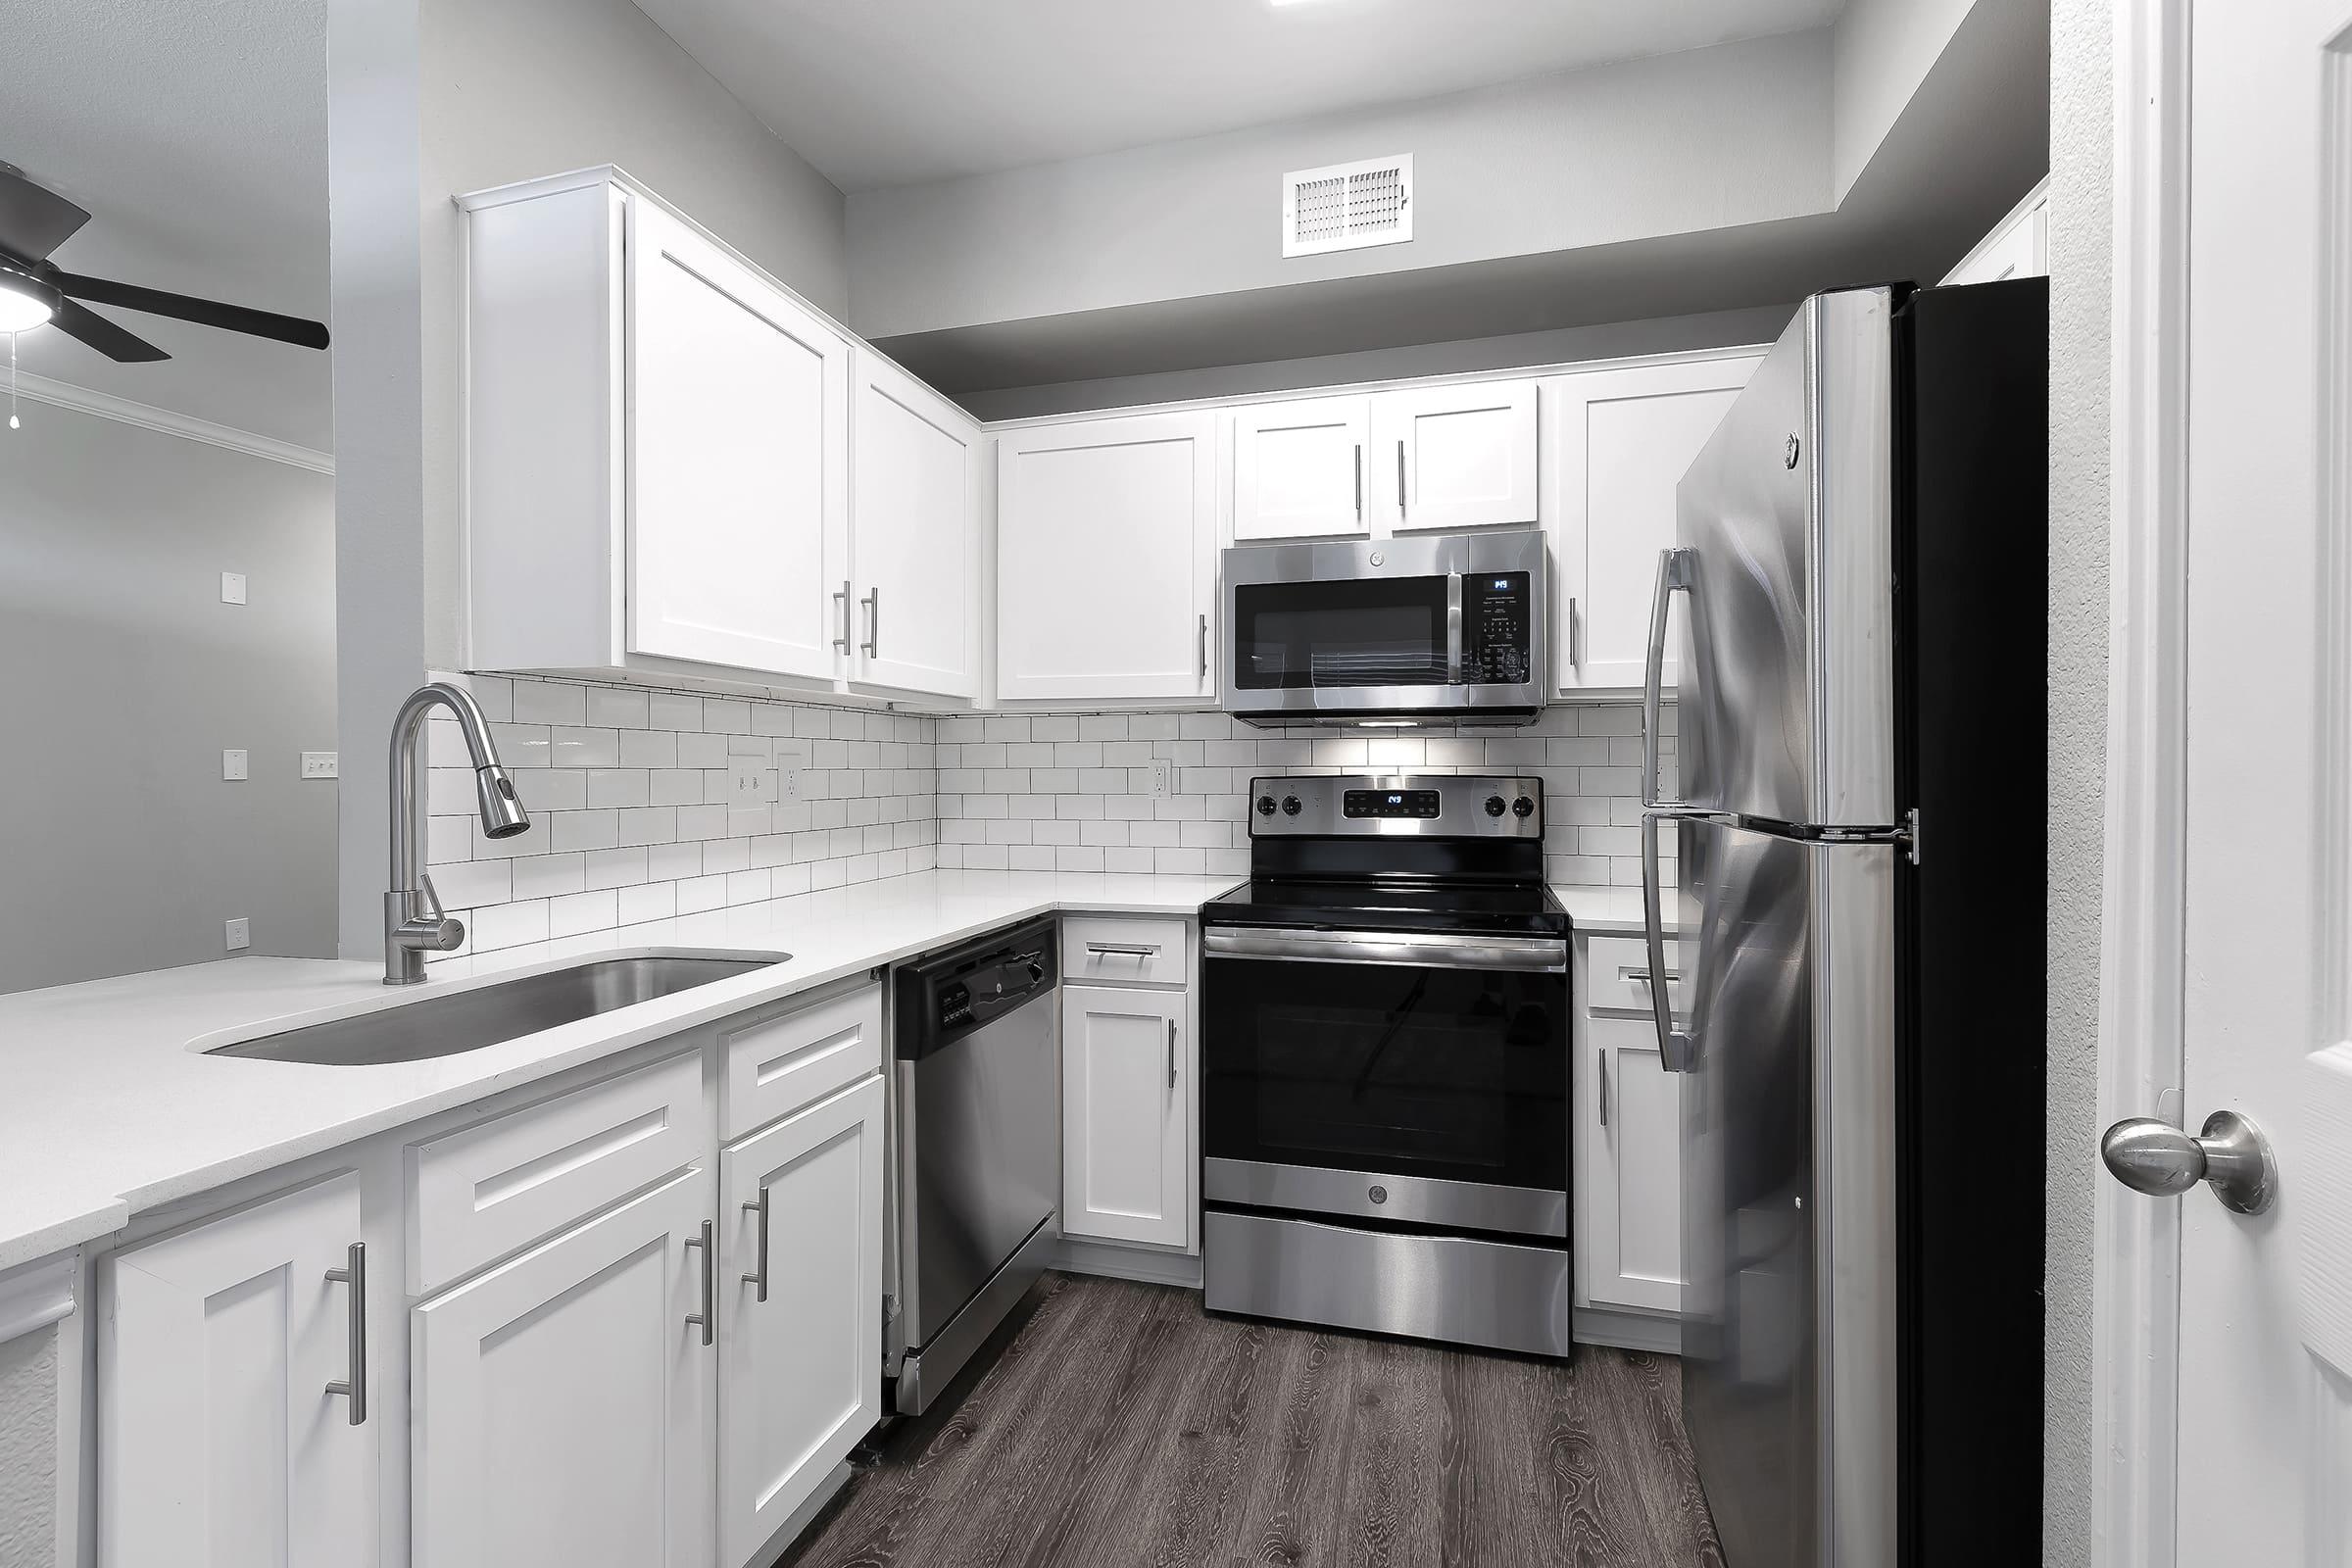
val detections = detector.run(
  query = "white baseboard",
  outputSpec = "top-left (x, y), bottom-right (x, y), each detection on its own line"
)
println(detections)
top-left (1052, 1237), bottom-right (1204, 1290)
top-left (1572, 1303), bottom-right (1683, 1355)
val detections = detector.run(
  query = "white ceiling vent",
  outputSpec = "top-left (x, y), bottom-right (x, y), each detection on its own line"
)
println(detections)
top-left (1282, 154), bottom-right (1413, 258)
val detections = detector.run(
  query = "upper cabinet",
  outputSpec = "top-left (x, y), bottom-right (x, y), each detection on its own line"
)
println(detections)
top-left (1945, 178), bottom-right (2051, 286)
top-left (851, 349), bottom-right (982, 699)
top-left (463, 172), bottom-right (974, 703)
top-left (1231, 379), bottom-right (1543, 544)
top-left (1545, 354), bottom-right (1760, 694)
top-left (627, 200), bottom-right (851, 681)
top-left (996, 411), bottom-right (1219, 705)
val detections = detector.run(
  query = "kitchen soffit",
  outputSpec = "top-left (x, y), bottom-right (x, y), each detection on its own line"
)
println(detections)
top-left (627, 0), bottom-right (1846, 193)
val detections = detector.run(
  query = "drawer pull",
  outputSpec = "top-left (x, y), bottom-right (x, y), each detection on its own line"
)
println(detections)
top-left (1618, 965), bottom-right (1681, 987)
top-left (1086, 942), bottom-right (1159, 958)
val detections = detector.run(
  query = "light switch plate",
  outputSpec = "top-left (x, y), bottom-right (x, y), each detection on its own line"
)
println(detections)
top-left (724, 761), bottom-right (770, 806)
top-left (221, 749), bottom-right (248, 781)
top-left (223, 917), bottom-right (250, 952)
top-left (220, 571), bottom-right (246, 605)
top-left (301, 751), bottom-right (340, 779)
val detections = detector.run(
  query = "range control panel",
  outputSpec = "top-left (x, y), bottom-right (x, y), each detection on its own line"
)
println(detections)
top-left (1462, 571), bottom-right (1533, 685)
top-left (1249, 774), bottom-right (1544, 840)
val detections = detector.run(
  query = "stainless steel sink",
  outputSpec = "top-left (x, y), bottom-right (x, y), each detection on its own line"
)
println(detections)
top-left (211, 954), bottom-right (789, 1065)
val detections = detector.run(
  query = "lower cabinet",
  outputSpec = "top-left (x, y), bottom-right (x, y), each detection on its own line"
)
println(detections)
top-left (1060, 982), bottom-right (1190, 1250)
top-left (411, 1167), bottom-right (715, 1568)
top-left (99, 1171), bottom-right (373, 1568)
top-left (1574, 934), bottom-right (1690, 1317)
top-left (718, 1075), bottom-right (886, 1566)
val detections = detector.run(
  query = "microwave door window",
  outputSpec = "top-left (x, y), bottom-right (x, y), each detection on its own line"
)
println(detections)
top-left (1232, 577), bottom-right (1450, 689)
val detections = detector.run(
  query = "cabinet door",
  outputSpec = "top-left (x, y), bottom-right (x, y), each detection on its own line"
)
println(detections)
top-left (626, 199), bottom-right (849, 679)
top-left (1232, 395), bottom-right (1372, 541)
top-left (1060, 985), bottom-right (1188, 1249)
top-left (412, 1167), bottom-right (713, 1568)
top-left (852, 349), bottom-right (979, 698)
top-left (1581, 1013), bottom-right (1685, 1314)
top-left (1547, 357), bottom-right (1757, 693)
top-left (997, 413), bottom-right (1218, 703)
top-left (1373, 378), bottom-right (1541, 532)
top-left (718, 1076), bottom-right (884, 1568)
top-left (101, 1172), bottom-right (372, 1568)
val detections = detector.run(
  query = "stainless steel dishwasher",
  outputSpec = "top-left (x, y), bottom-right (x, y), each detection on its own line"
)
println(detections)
top-left (884, 917), bottom-right (1059, 1415)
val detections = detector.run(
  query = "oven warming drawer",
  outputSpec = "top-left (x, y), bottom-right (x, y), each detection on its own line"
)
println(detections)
top-left (1204, 1209), bottom-right (1572, 1358)
top-left (1204, 1157), bottom-right (1566, 1238)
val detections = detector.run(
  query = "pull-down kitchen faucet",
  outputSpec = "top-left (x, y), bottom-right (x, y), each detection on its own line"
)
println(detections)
top-left (384, 682), bottom-right (530, 984)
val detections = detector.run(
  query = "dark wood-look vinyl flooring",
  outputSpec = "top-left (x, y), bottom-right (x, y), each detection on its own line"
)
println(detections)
top-left (782, 1272), bottom-right (1724, 1568)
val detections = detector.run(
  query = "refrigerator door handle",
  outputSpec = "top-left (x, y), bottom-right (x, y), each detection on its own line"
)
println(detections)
top-left (1642, 547), bottom-right (1696, 810)
top-left (1641, 809), bottom-right (1698, 1073)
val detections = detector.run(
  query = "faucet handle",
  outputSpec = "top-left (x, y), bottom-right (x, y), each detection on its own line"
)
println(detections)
top-left (417, 870), bottom-right (446, 924)
top-left (414, 874), bottom-right (466, 953)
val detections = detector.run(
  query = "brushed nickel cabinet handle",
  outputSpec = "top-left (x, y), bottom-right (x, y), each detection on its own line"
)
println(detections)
top-left (323, 1242), bottom-right (367, 1425)
top-left (1198, 613), bottom-right (1208, 682)
top-left (833, 579), bottom-right (852, 654)
top-left (741, 1188), bottom-right (770, 1302)
top-left (1597, 1049), bottom-right (1610, 1130)
top-left (860, 589), bottom-right (880, 659)
top-left (1086, 942), bottom-right (1159, 958)
top-left (684, 1218), bottom-right (713, 1346)
top-left (1354, 442), bottom-right (1363, 520)
top-left (1396, 440), bottom-right (1406, 514)
top-left (1167, 1016), bottom-right (1178, 1089)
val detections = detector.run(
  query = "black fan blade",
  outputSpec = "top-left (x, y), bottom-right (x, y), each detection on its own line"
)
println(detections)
top-left (0, 164), bottom-right (90, 264)
top-left (50, 271), bottom-right (327, 351)
top-left (52, 299), bottom-right (169, 363)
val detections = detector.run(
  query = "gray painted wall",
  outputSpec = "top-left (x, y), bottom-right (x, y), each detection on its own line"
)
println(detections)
top-left (956, 305), bottom-right (1795, 422)
top-left (1830, 0), bottom-right (1975, 201)
top-left (0, 1325), bottom-right (56, 1568)
top-left (846, 30), bottom-right (1832, 341)
top-left (0, 408), bottom-right (337, 995)
top-left (2044, 0), bottom-right (2109, 1560)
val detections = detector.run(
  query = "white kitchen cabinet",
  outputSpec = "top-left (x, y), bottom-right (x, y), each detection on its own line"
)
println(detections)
top-left (997, 412), bottom-right (1218, 704)
top-left (1574, 934), bottom-right (1689, 1316)
top-left (99, 1171), bottom-right (373, 1568)
top-left (1231, 395), bottom-right (1373, 540)
top-left (1546, 354), bottom-right (1760, 693)
top-left (1944, 177), bottom-right (2050, 285)
top-left (851, 349), bottom-right (981, 698)
top-left (1060, 983), bottom-right (1190, 1250)
top-left (1373, 377), bottom-right (1541, 532)
top-left (411, 1167), bottom-right (714, 1568)
top-left (717, 1075), bottom-right (884, 1568)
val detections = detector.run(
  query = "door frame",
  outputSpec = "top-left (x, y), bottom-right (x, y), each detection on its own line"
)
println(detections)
top-left (2093, 2), bottom-right (2192, 1564)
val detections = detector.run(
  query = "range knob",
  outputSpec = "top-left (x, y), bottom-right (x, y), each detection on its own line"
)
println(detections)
top-left (1282, 796), bottom-right (1303, 816)
top-left (1255, 795), bottom-right (1277, 816)
top-left (1484, 796), bottom-right (1507, 817)
top-left (1512, 796), bottom-right (1536, 819)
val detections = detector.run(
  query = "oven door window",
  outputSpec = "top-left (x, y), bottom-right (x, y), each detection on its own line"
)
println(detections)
top-left (1229, 577), bottom-right (1450, 690)
top-left (1202, 954), bottom-right (1567, 1189)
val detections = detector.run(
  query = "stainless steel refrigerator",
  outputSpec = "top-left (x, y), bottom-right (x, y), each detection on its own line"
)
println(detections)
top-left (1639, 281), bottom-right (2047, 1568)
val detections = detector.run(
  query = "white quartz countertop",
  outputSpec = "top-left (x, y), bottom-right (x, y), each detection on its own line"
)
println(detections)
top-left (1550, 885), bottom-right (1685, 938)
top-left (0, 870), bottom-right (1238, 1276)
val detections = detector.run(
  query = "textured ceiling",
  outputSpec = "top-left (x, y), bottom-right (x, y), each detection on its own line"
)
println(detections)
top-left (631, 0), bottom-right (1845, 192)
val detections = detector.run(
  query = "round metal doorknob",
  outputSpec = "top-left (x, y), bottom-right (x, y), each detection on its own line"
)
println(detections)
top-left (2100, 1110), bottom-right (2277, 1216)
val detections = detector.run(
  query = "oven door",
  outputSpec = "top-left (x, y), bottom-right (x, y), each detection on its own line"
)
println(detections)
top-left (1201, 927), bottom-right (1570, 1239)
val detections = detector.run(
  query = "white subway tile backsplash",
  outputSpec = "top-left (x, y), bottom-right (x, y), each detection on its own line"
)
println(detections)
top-left (511, 680), bottom-right (585, 726)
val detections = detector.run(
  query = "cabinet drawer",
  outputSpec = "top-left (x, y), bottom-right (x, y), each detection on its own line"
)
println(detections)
top-left (1585, 934), bottom-right (1689, 1017)
top-left (722, 980), bottom-right (884, 1139)
top-left (409, 1050), bottom-right (704, 1296)
top-left (1061, 916), bottom-right (1190, 988)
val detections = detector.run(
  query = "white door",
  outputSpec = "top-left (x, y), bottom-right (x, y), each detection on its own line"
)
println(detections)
top-left (412, 1168), bottom-right (713, 1568)
top-left (717, 1076), bottom-right (884, 1567)
top-left (627, 199), bottom-right (849, 679)
top-left (1231, 395), bottom-right (1373, 540)
top-left (851, 349), bottom-right (979, 698)
top-left (997, 413), bottom-right (1218, 703)
top-left (2099, 8), bottom-right (2352, 1563)
top-left (1060, 985), bottom-right (1188, 1248)
top-left (1546, 357), bottom-right (1757, 692)
top-left (1372, 378), bottom-right (1541, 533)
top-left (100, 1172), bottom-right (371, 1568)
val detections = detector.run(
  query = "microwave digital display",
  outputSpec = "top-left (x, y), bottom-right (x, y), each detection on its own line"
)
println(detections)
top-left (1463, 572), bottom-right (1532, 684)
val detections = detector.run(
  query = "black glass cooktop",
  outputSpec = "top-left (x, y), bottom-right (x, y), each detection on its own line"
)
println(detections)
top-left (1202, 878), bottom-right (1571, 939)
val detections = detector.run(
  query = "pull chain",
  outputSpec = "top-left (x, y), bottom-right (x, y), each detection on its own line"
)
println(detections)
top-left (7, 332), bottom-right (17, 431)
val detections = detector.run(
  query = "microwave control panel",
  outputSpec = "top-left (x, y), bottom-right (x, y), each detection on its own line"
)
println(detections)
top-left (1462, 572), bottom-right (1533, 684)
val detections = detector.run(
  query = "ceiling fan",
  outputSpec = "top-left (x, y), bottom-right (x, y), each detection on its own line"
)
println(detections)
top-left (0, 161), bottom-right (328, 363)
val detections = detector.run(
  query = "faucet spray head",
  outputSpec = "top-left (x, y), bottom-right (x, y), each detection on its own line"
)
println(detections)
top-left (475, 764), bottom-right (530, 838)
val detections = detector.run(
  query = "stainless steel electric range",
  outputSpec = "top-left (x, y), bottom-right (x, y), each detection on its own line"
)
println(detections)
top-left (1199, 772), bottom-right (1573, 1359)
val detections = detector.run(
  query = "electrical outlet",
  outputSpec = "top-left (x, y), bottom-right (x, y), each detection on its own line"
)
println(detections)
top-left (301, 751), bottom-right (340, 779)
top-left (221, 749), bottom-right (248, 781)
top-left (220, 571), bottom-right (246, 605)
top-left (223, 917), bottom-right (251, 952)
top-left (772, 741), bottom-right (808, 802)
top-left (1151, 760), bottom-right (1176, 799)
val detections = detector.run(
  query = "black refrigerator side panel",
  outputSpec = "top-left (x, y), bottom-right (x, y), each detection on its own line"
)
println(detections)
top-left (1892, 276), bottom-right (2049, 1568)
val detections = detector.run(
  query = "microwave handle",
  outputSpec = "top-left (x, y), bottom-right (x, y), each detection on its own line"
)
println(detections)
top-left (1445, 574), bottom-right (1464, 683)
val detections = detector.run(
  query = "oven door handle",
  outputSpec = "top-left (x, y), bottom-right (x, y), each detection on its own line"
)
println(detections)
top-left (1202, 927), bottom-right (1567, 974)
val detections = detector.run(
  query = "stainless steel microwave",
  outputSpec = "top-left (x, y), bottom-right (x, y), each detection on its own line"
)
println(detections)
top-left (1219, 530), bottom-right (1547, 727)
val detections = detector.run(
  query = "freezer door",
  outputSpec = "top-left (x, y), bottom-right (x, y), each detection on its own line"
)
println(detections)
top-left (1677, 817), bottom-right (1897, 1568)
top-left (1673, 288), bottom-right (1897, 828)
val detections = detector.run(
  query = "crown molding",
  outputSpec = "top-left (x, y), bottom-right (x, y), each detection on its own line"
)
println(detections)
top-left (8, 370), bottom-right (334, 473)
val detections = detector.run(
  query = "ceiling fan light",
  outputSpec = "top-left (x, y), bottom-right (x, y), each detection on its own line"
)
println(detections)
top-left (0, 274), bottom-right (55, 334)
